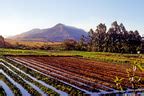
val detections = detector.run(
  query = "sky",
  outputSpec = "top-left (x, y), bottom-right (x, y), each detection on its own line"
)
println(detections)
top-left (0, 0), bottom-right (144, 37)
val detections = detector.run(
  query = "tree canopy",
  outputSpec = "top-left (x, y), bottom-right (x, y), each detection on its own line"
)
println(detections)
top-left (79, 21), bottom-right (142, 53)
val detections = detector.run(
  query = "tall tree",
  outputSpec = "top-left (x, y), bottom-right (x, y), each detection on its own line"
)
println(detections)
top-left (78, 21), bottom-right (142, 53)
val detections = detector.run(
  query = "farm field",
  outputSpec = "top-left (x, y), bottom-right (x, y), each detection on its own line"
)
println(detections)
top-left (1, 48), bottom-right (144, 65)
top-left (0, 48), bottom-right (144, 95)
top-left (0, 57), bottom-right (81, 96)
top-left (0, 0), bottom-right (144, 95)
top-left (0, 55), bottom-right (143, 95)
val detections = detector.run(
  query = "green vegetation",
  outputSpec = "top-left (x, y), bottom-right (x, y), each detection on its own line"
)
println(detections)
top-left (126, 65), bottom-right (141, 89)
top-left (0, 47), bottom-right (144, 94)
top-left (47, 51), bottom-right (144, 66)
top-left (0, 59), bottom-right (59, 95)
top-left (113, 64), bottom-right (143, 92)
top-left (0, 48), bottom-right (50, 55)
top-left (73, 21), bottom-right (142, 54)
top-left (3, 58), bottom-right (85, 95)
top-left (0, 48), bottom-right (144, 66)
top-left (0, 64), bottom-right (41, 96)
top-left (114, 76), bottom-right (124, 91)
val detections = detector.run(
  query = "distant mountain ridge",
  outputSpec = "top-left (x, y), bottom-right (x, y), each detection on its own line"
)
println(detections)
top-left (9, 23), bottom-right (88, 42)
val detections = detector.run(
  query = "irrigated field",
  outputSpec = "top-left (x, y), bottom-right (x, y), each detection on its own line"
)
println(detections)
top-left (1, 55), bottom-right (143, 95)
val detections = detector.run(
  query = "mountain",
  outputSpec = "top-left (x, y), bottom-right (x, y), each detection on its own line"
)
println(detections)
top-left (9, 23), bottom-right (88, 42)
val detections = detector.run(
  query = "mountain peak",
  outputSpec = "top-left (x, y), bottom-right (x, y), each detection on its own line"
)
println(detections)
top-left (8, 24), bottom-right (87, 42)
top-left (54, 23), bottom-right (65, 27)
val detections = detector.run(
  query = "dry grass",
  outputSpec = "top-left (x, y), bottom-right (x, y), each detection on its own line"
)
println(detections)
top-left (5, 39), bottom-right (62, 48)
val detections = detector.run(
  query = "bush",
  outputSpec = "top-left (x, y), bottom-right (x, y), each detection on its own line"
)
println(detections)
top-left (63, 39), bottom-right (77, 50)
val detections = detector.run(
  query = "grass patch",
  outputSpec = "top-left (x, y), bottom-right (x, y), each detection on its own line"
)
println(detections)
top-left (1, 48), bottom-right (144, 65)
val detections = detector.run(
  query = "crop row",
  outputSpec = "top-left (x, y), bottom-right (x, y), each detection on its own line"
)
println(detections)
top-left (7, 56), bottom-right (131, 94)
top-left (10, 56), bottom-right (119, 89)
top-left (12, 57), bottom-right (115, 91)
top-left (4, 57), bottom-right (86, 95)
top-left (8, 56), bottom-right (144, 91)
top-left (0, 73), bottom-right (22, 96)
top-left (0, 63), bottom-right (41, 96)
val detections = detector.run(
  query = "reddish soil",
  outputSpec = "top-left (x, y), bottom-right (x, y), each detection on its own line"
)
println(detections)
top-left (7, 56), bottom-right (144, 92)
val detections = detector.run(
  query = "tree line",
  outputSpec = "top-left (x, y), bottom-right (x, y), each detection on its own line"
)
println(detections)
top-left (64, 21), bottom-right (142, 53)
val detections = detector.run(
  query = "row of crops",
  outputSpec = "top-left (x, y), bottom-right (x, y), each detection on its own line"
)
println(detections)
top-left (1, 56), bottom-right (123, 96)
top-left (1, 55), bottom-right (144, 96)
top-left (0, 57), bottom-right (89, 96)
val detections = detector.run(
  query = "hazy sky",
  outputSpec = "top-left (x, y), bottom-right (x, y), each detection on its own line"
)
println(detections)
top-left (0, 0), bottom-right (144, 37)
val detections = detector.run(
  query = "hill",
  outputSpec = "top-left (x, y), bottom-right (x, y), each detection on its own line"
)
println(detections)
top-left (0, 35), bottom-right (5, 47)
top-left (9, 23), bottom-right (87, 42)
